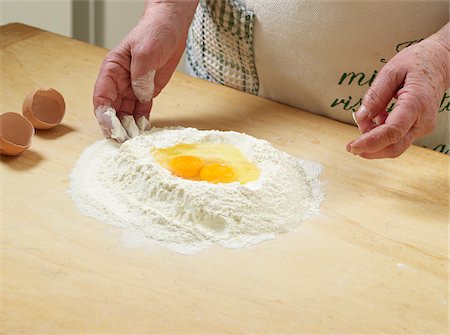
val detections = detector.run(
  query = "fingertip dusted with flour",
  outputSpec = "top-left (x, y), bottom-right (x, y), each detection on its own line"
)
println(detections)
top-left (95, 106), bottom-right (129, 143)
top-left (121, 115), bottom-right (140, 138)
top-left (136, 116), bottom-right (152, 133)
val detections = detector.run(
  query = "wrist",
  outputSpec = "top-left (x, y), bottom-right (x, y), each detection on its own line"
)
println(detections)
top-left (430, 22), bottom-right (450, 53)
top-left (428, 23), bottom-right (450, 89)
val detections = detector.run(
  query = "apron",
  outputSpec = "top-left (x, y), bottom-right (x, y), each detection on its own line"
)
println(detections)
top-left (186, 0), bottom-right (449, 154)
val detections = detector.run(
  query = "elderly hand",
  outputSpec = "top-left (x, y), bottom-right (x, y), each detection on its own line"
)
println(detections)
top-left (347, 23), bottom-right (449, 159)
top-left (93, 0), bottom-right (198, 142)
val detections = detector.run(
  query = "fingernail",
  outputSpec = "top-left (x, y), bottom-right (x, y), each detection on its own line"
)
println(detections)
top-left (96, 106), bottom-right (129, 142)
top-left (346, 143), bottom-right (352, 152)
top-left (347, 142), bottom-right (363, 155)
top-left (352, 112), bottom-right (360, 127)
top-left (355, 105), bottom-right (369, 122)
top-left (95, 105), bottom-right (109, 120)
top-left (374, 113), bottom-right (387, 126)
top-left (350, 145), bottom-right (363, 155)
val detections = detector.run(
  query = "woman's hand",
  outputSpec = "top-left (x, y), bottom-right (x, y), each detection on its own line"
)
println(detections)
top-left (93, 0), bottom-right (198, 142)
top-left (347, 23), bottom-right (449, 159)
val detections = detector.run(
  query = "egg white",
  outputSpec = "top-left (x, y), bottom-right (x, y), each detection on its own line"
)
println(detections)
top-left (69, 127), bottom-right (324, 254)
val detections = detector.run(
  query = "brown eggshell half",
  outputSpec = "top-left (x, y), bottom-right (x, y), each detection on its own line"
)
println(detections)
top-left (22, 88), bottom-right (65, 129)
top-left (0, 112), bottom-right (34, 156)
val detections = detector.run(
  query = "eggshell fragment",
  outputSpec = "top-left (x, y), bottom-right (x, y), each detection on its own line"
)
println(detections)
top-left (0, 112), bottom-right (34, 156)
top-left (22, 88), bottom-right (65, 129)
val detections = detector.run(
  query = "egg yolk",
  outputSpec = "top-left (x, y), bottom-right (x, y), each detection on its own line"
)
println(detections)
top-left (200, 163), bottom-right (235, 184)
top-left (170, 156), bottom-right (203, 177)
top-left (152, 143), bottom-right (259, 184)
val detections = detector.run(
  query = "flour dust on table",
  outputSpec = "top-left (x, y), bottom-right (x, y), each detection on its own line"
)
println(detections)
top-left (69, 128), bottom-right (324, 254)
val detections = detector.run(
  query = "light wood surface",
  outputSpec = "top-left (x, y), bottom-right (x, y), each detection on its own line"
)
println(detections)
top-left (1, 23), bottom-right (448, 334)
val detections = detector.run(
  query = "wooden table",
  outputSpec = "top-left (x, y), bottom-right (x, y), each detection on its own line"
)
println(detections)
top-left (1, 23), bottom-right (448, 334)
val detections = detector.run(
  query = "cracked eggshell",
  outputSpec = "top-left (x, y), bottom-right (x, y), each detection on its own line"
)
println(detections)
top-left (22, 88), bottom-right (65, 129)
top-left (0, 112), bottom-right (34, 156)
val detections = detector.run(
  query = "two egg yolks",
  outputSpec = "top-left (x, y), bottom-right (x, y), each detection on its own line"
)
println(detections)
top-left (152, 143), bottom-right (259, 184)
top-left (170, 156), bottom-right (235, 183)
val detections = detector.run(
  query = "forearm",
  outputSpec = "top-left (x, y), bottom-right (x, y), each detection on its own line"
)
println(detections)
top-left (143, 0), bottom-right (199, 30)
top-left (428, 22), bottom-right (450, 88)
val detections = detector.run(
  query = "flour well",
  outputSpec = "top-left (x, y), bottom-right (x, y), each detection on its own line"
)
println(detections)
top-left (69, 128), bottom-right (324, 254)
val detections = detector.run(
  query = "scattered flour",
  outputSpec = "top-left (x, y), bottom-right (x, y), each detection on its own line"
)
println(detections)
top-left (69, 128), bottom-right (324, 254)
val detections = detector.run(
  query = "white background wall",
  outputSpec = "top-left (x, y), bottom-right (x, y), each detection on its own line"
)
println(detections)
top-left (94, 0), bottom-right (144, 48)
top-left (0, 0), bottom-right (145, 49)
top-left (0, 0), bottom-right (73, 38)
top-left (1, 0), bottom-right (187, 70)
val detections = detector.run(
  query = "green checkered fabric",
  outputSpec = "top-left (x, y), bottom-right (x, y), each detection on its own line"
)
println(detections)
top-left (187, 0), bottom-right (259, 95)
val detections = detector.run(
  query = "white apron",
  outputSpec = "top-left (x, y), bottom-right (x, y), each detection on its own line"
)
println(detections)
top-left (186, 0), bottom-right (449, 154)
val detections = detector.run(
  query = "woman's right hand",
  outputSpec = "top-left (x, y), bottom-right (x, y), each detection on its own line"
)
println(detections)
top-left (93, 0), bottom-right (198, 142)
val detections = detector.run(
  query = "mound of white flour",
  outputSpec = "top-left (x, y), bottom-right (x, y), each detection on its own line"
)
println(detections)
top-left (69, 128), bottom-right (323, 254)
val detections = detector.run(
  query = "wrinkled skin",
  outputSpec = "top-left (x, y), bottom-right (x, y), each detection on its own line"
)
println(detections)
top-left (93, 0), bottom-right (198, 140)
top-left (348, 23), bottom-right (449, 159)
top-left (93, 1), bottom-right (449, 159)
